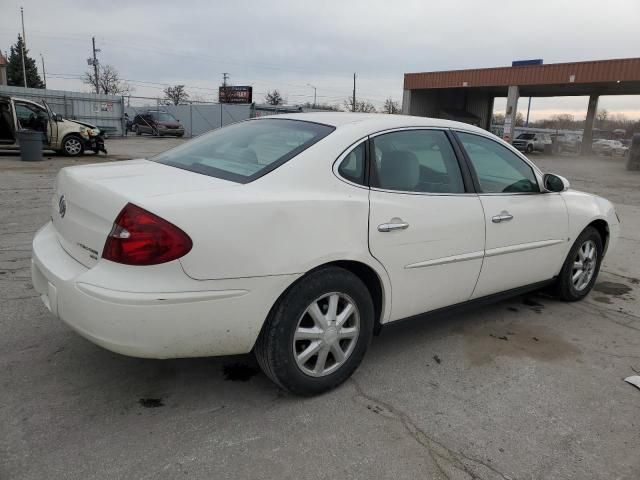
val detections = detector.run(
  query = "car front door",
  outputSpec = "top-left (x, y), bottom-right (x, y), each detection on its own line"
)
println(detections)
top-left (13, 100), bottom-right (52, 145)
top-left (41, 100), bottom-right (57, 146)
top-left (367, 129), bottom-right (486, 321)
top-left (455, 131), bottom-right (569, 299)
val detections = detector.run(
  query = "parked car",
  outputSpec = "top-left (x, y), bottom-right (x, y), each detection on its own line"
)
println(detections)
top-left (512, 132), bottom-right (553, 153)
top-left (32, 113), bottom-right (619, 395)
top-left (593, 139), bottom-right (628, 156)
top-left (131, 110), bottom-right (184, 137)
top-left (0, 95), bottom-right (106, 156)
top-left (554, 133), bottom-right (582, 154)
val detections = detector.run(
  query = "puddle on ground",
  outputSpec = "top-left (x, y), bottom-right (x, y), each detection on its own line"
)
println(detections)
top-left (593, 296), bottom-right (612, 304)
top-left (593, 281), bottom-right (632, 296)
top-left (139, 398), bottom-right (164, 408)
top-left (460, 321), bottom-right (580, 366)
top-left (222, 362), bottom-right (259, 382)
top-left (522, 297), bottom-right (544, 313)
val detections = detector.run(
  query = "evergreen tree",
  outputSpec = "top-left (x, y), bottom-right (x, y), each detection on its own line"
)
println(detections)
top-left (7, 35), bottom-right (44, 89)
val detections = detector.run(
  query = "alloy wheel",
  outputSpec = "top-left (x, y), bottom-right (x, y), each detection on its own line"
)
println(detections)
top-left (293, 292), bottom-right (360, 377)
top-left (64, 138), bottom-right (82, 155)
top-left (572, 239), bottom-right (597, 291)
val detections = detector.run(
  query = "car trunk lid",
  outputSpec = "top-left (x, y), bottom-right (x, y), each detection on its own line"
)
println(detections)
top-left (51, 159), bottom-right (237, 267)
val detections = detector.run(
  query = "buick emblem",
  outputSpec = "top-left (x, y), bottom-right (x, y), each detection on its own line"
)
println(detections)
top-left (58, 195), bottom-right (67, 218)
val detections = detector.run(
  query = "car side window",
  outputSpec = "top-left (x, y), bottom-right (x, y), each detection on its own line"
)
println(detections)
top-left (338, 142), bottom-right (366, 185)
top-left (14, 103), bottom-right (48, 132)
top-left (371, 130), bottom-right (465, 193)
top-left (457, 132), bottom-right (539, 193)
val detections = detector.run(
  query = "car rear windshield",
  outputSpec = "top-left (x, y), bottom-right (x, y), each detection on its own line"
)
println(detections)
top-left (150, 112), bottom-right (177, 122)
top-left (153, 119), bottom-right (334, 183)
top-left (517, 133), bottom-right (535, 139)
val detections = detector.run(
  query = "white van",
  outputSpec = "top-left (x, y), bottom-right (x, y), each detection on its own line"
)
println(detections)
top-left (0, 95), bottom-right (106, 156)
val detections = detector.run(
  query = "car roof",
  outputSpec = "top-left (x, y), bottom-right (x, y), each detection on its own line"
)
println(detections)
top-left (264, 112), bottom-right (489, 135)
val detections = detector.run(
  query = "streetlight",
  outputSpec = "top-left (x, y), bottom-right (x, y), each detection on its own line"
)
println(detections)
top-left (307, 83), bottom-right (317, 108)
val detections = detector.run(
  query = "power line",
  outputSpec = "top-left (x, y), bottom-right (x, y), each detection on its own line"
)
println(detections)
top-left (7, 30), bottom-right (395, 100)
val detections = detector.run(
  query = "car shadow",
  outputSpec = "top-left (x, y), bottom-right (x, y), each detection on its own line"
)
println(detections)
top-left (50, 290), bottom-right (560, 409)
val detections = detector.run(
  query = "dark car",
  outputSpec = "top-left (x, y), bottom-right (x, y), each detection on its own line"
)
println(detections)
top-left (131, 110), bottom-right (185, 137)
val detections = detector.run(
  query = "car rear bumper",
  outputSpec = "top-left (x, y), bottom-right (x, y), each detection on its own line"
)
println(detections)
top-left (31, 221), bottom-right (299, 358)
top-left (158, 129), bottom-right (184, 136)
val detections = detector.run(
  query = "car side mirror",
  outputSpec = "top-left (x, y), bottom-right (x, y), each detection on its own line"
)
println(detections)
top-left (54, 114), bottom-right (63, 122)
top-left (542, 173), bottom-right (570, 192)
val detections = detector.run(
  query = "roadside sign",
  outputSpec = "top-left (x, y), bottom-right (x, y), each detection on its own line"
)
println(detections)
top-left (219, 86), bottom-right (253, 104)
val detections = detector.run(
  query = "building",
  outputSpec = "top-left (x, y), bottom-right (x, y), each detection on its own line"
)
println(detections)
top-left (403, 58), bottom-right (640, 153)
top-left (0, 52), bottom-right (7, 86)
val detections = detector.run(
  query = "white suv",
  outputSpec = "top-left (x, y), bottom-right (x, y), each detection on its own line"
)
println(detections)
top-left (512, 133), bottom-right (552, 153)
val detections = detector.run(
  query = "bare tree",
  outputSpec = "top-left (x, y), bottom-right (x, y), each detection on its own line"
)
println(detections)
top-left (164, 85), bottom-right (190, 105)
top-left (596, 108), bottom-right (608, 126)
top-left (301, 102), bottom-right (341, 111)
top-left (492, 113), bottom-right (505, 124)
top-left (383, 98), bottom-right (400, 114)
top-left (264, 90), bottom-right (284, 105)
top-left (343, 96), bottom-right (376, 113)
top-left (549, 113), bottom-right (576, 130)
top-left (83, 64), bottom-right (132, 95)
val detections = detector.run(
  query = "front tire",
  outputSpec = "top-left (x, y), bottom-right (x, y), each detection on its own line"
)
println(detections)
top-left (62, 135), bottom-right (85, 157)
top-left (526, 144), bottom-right (534, 154)
top-left (255, 267), bottom-right (374, 396)
top-left (554, 226), bottom-right (603, 301)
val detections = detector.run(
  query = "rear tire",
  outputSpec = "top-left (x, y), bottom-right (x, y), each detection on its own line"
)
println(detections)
top-left (255, 267), bottom-right (374, 396)
top-left (133, 125), bottom-right (141, 136)
top-left (554, 226), bottom-right (603, 301)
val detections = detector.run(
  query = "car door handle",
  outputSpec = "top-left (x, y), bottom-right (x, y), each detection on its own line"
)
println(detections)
top-left (378, 220), bottom-right (409, 232)
top-left (492, 211), bottom-right (514, 223)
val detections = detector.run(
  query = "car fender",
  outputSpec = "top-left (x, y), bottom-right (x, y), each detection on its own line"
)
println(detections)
top-left (560, 189), bottom-right (619, 255)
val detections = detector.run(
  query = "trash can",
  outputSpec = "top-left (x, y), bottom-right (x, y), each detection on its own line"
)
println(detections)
top-left (17, 129), bottom-right (43, 162)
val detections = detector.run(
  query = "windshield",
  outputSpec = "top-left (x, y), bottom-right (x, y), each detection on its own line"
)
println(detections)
top-left (150, 112), bottom-right (177, 122)
top-left (517, 133), bottom-right (535, 139)
top-left (153, 119), bottom-right (334, 183)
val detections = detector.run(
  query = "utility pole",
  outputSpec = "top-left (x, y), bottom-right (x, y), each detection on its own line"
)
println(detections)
top-left (220, 73), bottom-right (229, 104)
top-left (352, 73), bottom-right (356, 112)
top-left (40, 53), bottom-right (46, 89)
top-left (20, 7), bottom-right (27, 88)
top-left (92, 36), bottom-right (100, 94)
top-left (307, 84), bottom-right (317, 108)
top-left (525, 97), bottom-right (532, 127)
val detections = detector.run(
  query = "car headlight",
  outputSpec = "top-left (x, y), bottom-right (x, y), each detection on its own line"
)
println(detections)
top-left (78, 126), bottom-right (89, 137)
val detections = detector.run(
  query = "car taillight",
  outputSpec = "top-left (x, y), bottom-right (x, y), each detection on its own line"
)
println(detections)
top-left (102, 203), bottom-right (192, 266)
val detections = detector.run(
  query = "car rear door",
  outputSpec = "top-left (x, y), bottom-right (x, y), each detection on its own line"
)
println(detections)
top-left (367, 128), bottom-right (485, 321)
top-left (454, 131), bottom-right (569, 298)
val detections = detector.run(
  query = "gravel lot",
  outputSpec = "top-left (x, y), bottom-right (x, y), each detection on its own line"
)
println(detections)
top-left (1, 137), bottom-right (639, 480)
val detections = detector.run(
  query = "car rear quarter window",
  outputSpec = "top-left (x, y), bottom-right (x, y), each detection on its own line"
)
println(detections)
top-left (338, 142), bottom-right (366, 185)
top-left (153, 119), bottom-right (334, 183)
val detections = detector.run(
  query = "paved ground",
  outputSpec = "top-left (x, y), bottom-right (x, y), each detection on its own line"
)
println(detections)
top-left (1, 138), bottom-right (639, 480)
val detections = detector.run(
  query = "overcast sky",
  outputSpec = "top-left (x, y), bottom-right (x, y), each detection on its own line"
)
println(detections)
top-left (2, 0), bottom-right (639, 120)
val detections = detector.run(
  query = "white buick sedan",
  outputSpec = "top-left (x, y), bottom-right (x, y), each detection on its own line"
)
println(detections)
top-left (32, 113), bottom-right (619, 395)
